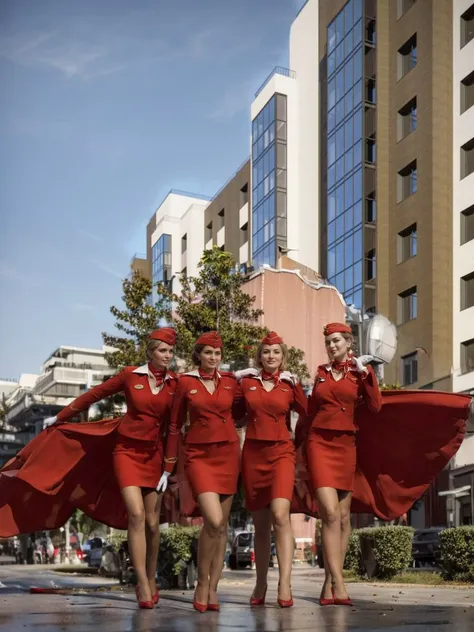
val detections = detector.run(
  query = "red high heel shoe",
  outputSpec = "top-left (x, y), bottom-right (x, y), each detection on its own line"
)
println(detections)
top-left (331, 586), bottom-right (353, 607)
top-left (250, 584), bottom-right (267, 606)
top-left (319, 582), bottom-right (334, 606)
top-left (277, 583), bottom-right (294, 608)
top-left (207, 603), bottom-right (220, 612)
top-left (152, 587), bottom-right (159, 605)
top-left (135, 585), bottom-right (153, 609)
top-left (193, 591), bottom-right (208, 613)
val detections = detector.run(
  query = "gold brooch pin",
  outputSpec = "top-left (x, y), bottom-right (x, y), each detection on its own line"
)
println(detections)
top-left (134, 384), bottom-right (144, 390)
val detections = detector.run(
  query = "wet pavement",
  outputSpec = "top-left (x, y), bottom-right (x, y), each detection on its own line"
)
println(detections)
top-left (0, 564), bottom-right (473, 631)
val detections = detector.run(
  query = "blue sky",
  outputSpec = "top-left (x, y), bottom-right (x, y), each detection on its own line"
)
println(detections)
top-left (0, 0), bottom-right (307, 379)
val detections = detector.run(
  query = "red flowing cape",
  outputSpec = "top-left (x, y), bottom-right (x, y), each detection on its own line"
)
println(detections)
top-left (0, 419), bottom-right (178, 537)
top-left (291, 389), bottom-right (470, 520)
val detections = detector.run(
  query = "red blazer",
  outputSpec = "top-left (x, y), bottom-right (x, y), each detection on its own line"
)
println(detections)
top-left (307, 364), bottom-right (382, 432)
top-left (163, 370), bottom-right (240, 473)
top-left (56, 365), bottom-right (178, 442)
top-left (237, 371), bottom-right (308, 441)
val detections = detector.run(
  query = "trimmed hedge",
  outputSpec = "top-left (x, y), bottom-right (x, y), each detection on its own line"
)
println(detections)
top-left (345, 526), bottom-right (414, 579)
top-left (439, 526), bottom-right (474, 582)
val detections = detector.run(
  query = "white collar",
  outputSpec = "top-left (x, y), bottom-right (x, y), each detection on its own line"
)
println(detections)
top-left (185, 369), bottom-right (222, 379)
top-left (133, 364), bottom-right (172, 381)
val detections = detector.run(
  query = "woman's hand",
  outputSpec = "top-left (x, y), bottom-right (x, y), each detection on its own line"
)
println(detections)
top-left (43, 416), bottom-right (60, 428)
top-left (156, 471), bottom-right (170, 493)
top-left (351, 355), bottom-right (374, 374)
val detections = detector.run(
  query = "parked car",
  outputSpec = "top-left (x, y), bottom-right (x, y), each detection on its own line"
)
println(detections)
top-left (84, 537), bottom-right (105, 568)
top-left (412, 527), bottom-right (444, 567)
top-left (228, 531), bottom-right (275, 570)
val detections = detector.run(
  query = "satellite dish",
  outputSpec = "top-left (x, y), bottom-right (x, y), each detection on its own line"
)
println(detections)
top-left (365, 315), bottom-right (397, 364)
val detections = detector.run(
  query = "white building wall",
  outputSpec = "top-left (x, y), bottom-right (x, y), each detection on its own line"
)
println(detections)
top-left (453, 0), bottom-right (474, 395)
top-left (149, 192), bottom-right (209, 296)
top-left (289, 0), bottom-right (320, 274)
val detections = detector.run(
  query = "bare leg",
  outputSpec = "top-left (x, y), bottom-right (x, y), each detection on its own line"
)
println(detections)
top-left (339, 491), bottom-right (352, 576)
top-left (194, 492), bottom-right (226, 606)
top-left (208, 495), bottom-right (233, 605)
top-left (251, 508), bottom-right (272, 599)
top-left (120, 486), bottom-right (150, 602)
top-left (270, 498), bottom-right (293, 602)
top-left (315, 487), bottom-right (348, 601)
top-left (143, 489), bottom-right (163, 597)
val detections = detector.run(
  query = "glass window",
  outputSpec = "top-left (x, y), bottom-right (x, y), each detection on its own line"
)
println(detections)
top-left (263, 105), bottom-right (269, 131)
top-left (336, 156), bottom-right (345, 183)
top-left (345, 266), bottom-right (353, 290)
top-left (328, 247), bottom-right (336, 277)
top-left (336, 70), bottom-right (344, 102)
top-left (328, 220), bottom-right (336, 245)
top-left (354, 108), bottom-right (362, 141)
top-left (336, 100), bottom-right (345, 126)
top-left (345, 147), bottom-right (354, 173)
top-left (354, 228), bottom-right (363, 260)
top-left (328, 191), bottom-right (336, 222)
top-left (344, 118), bottom-right (353, 151)
top-left (354, 168), bottom-right (362, 201)
top-left (269, 96), bottom-right (275, 122)
top-left (328, 134), bottom-right (336, 166)
top-left (345, 88), bottom-right (353, 116)
top-left (336, 272), bottom-right (344, 290)
top-left (336, 127), bottom-right (344, 156)
top-left (344, 1), bottom-right (353, 33)
top-left (328, 50), bottom-right (336, 76)
top-left (336, 185), bottom-right (344, 215)
top-left (328, 78), bottom-right (336, 110)
top-left (345, 207), bottom-right (354, 232)
top-left (336, 214), bottom-right (344, 239)
top-left (336, 241), bottom-right (344, 272)
top-left (345, 176), bottom-right (354, 209)
top-left (354, 199), bottom-right (363, 225)
top-left (354, 0), bottom-right (362, 21)
top-left (328, 164), bottom-right (336, 190)
top-left (336, 12), bottom-right (344, 45)
top-left (354, 48), bottom-right (363, 82)
top-left (353, 289), bottom-right (362, 308)
top-left (345, 235), bottom-right (354, 265)
top-left (353, 139), bottom-right (362, 165)
top-left (336, 41), bottom-right (344, 67)
top-left (353, 19), bottom-right (363, 48)
top-left (353, 79), bottom-right (362, 107)
top-left (328, 107), bottom-right (336, 132)
top-left (354, 260), bottom-right (362, 286)
top-left (328, 21), bottom-right (336, 53)
top-left (345, 57), bottom-right (353, 88)
top-left (345, 29), bottom-right (353, 57)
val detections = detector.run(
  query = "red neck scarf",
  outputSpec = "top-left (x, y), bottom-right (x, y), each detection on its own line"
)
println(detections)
top-left (198, 368), bottom-right (217, 381)
top-left (261, 370), bottom-right (280, 386)
top-left (148, 362), bottom-right (166, 385)
top-left (331, 359), bottom-right (352, 374)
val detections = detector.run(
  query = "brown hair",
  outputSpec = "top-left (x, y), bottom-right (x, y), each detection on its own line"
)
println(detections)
top-left (255, 342), bottom-right (288, 370)
top-left (191, 344), bottom-right (223, 366)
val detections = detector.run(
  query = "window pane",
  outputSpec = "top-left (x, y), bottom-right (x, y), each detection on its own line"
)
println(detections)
top-left (354, 169), bottom-right (363, 201)
top-left (353, 79), bottom-right (362, 107)
top-left (345, 207), bottom-right (354, 232)
top-left (345, 266), bottom-right (353, 289)
top-left (345, 29), bottom-right (353, 57)
top-left (336, 185), bottom-right (344, 215)
top-left (328, 191), bottom-right (336, 222)
top-left (353, 19), bottom-right (363, 49)
top-left (336, 241), bottom-right (344, 272)
top-left (353, 48), bottom-right (363, 81)
top-left (328, 78), bottom-right (336, 109)
top-left (354, 200), bottom-right (362, 225)
top-left (354, 0), bottom-right (362, 22)
top-left (336, 214), bottom-right (344, 239)
top-left (345, 118), bottom-right (353, 151)
top-left (328, 247), bottom-right (336, 277)
top-left (328, 50), bottom-right (336, 76)
top-left (336, 99), bottom-right (345, 126)
top-left (328, 220), bottom-right (336, 245)
top-left (328, 22), bottom-right (336, 54)
top-left (336, 156), bottom-right (345, 183)
top-left (345, 57), bottom-right (353, 88)
top-left (345, 176), bottom-right (354, 209)
top-left (328, 107), bottom-right (336, 132)
top-left (345, 147), bottom-right (354, 173)
top-left (354, 260), bottom-right (362, 286)
top-left (335, 12), bottom-right (344, 44)
top-left (345, 88), bottom-right (353, 116)
top-left (353, 108), bottom-right (362, 141)
top-left (354, 229), bottom-right (363, 260)
top-left (328, 164), bottom-right (336, 191)
top-left (336, 41), bottom-right (344, 67)
top-left (353, 140), bottom-right (362, 166)
top-left (345, 235), bottom-right (354, 265)
top-left (336, 70), bottom-right (344, 102)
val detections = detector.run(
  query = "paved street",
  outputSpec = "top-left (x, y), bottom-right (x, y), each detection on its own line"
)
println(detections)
top-left (0, 564), bottom-right (473, 631)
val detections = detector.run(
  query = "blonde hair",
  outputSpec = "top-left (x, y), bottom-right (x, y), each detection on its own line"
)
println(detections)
top-left (146, 339), bottom-right (171, 361)
top-left (255, 342), bottom-right (288, 370)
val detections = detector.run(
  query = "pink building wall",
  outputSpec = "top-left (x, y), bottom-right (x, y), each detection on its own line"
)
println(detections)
top-left (243, 268), bottom-right (346, 378)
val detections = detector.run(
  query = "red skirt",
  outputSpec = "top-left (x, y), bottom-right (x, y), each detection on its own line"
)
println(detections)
top-left (184, 440), bottom-right (240, 499)
top-left (112, 436), bottom-right (164, 490)
top-left (242, 439), bottom-right (295, 511)
top-left (307, 428), bottom-right (356, 492)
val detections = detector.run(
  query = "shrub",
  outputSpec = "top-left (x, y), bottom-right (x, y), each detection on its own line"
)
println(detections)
top-left (358, 526), bottom-right (414, 579)
top-left (344, 530), bottom-right (364, 575)
top-left (157, 525), bottom-right (201, 587)
top-left (439, 526), bottom-right (474, 582)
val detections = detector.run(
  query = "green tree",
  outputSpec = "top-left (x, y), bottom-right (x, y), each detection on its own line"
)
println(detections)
top-left (102, 272), bottom-right (172, 370)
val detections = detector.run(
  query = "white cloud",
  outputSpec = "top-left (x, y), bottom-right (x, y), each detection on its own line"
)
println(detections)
top-left (88, 259), bottom-right (123, 279)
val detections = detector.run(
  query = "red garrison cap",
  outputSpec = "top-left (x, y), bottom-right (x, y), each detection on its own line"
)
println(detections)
top-left (149, 327), bottom-right (177, 345)
top-left (195, 331), bottom-right (223, 348)
top-left (323, 322), bottom-right (352, 336)
top-left (261, 331), bottom-right (284, 345)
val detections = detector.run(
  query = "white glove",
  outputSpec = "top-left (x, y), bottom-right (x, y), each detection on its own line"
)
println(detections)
top-left (156, 472), bottom-right (170, 493)
top-left (234, 368), bottom-right (258, 381)
top-left (43, 416), bottom-right (58, 428)
top-left (280, 371), bottom-right (299, 385)
top-left (352, 355), bottom-right (374, 373)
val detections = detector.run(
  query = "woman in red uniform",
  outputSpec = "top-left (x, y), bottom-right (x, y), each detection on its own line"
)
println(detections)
top-left (161, 331), bottom-right (241, 613)
top-left (306, 322), bottom-right (381, 606)
top-left (237, 332), bottom-right (307, 608)
top-left (45, 328), bottom-right (178, 609)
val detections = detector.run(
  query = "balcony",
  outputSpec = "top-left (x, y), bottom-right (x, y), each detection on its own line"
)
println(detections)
top-left (239, 241), bottom-right (249, 264)
top-left (255, 67), bottom-right (296, 98)
top-left (217, 226), bottom-right (225, 248)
